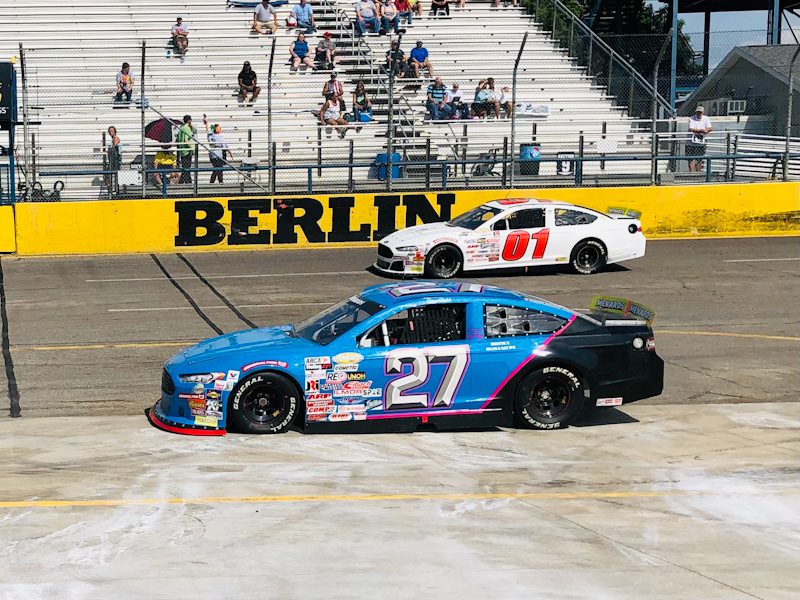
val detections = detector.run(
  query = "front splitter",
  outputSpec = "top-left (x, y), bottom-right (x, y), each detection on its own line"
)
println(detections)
top-left (146, 403), bottom-right (227, 436)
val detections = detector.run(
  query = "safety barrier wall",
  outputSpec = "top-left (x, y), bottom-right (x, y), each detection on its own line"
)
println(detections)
top-left (12, 182), bottom-right (800, 255)
top-left (0, 206), bottom-right (16, 253)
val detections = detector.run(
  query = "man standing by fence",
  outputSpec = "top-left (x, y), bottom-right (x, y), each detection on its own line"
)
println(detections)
top-left (177, 115), bottom-right (197, 184)
top-left (687, 105), bottom-right (712, 173)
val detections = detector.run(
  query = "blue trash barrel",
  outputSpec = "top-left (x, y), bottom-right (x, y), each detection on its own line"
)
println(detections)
top-left (375, 152), bottom-right (401, 180)
top-left (520, 143), bottom-right (541, 176)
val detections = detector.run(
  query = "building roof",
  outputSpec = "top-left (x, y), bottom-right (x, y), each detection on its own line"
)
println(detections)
top-left (678, 44), bottom-right (800, 116)
top-left (672, 0), bottom-right (800, 13)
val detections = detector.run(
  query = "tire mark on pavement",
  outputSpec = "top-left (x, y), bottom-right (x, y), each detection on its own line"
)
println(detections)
top-left (0, 259), bottom-right (21, 417)
top-left (176, 253), bottom-right (258, 329)
top-left (149, 255), bottom-right (224, 336)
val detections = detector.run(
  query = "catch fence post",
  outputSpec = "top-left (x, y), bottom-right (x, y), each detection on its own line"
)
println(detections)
top-left (140, 40), bottom-right (147, 198)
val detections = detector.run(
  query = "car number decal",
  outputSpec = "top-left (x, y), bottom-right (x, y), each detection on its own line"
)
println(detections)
top-left (501, 229), bottom-right (550, 261)
top-left (384, 346), bottom-right (470, 410)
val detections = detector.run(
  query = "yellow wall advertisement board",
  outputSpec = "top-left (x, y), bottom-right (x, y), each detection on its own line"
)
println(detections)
top-left (12, 182), bottom-right (799, 255)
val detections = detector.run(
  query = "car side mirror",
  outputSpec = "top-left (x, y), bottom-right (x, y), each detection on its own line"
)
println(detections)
top-left (492, 220), bottom-right (508, 231)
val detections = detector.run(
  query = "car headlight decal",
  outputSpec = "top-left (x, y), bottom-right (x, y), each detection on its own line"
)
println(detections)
top-left (179, 372), bottom-right (225, 384)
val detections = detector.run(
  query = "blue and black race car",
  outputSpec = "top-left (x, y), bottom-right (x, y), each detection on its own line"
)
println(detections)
top-left (148, 282), bottom-right (663, 436)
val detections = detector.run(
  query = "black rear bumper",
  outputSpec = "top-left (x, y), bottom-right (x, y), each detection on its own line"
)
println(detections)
top-left (592, 351), bottom-right (664, 405)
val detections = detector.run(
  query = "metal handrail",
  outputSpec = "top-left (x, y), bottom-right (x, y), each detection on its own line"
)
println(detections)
top-left (535, 0), bottom-right (674, 116)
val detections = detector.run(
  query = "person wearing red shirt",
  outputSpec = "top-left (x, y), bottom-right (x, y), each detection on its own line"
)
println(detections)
top-left (395, 0), bottom-right (413, 24)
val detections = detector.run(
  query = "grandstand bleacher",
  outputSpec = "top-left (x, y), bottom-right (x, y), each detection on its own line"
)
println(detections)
top-left (0, 0), bottom-right (705, 199)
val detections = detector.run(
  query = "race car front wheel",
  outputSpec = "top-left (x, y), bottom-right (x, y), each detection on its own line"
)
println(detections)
top-left (229, 372), bottom-right (300, 434)
top-left (570, 239), bottom-right (607, 274)
top-left (425, 244), bottom-right (463, 279)
top-left (515, 366), bottom-right (584, 429)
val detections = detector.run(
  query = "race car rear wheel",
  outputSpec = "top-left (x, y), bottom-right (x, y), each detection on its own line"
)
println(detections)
top-left (570, 239), bottom-right (607, 275)
top-left (425, 244), bottom-right (463, 279)
top-left (229, 372), bottom-right (300, 434)
top-left (515, 366), bottom-right (584, 429)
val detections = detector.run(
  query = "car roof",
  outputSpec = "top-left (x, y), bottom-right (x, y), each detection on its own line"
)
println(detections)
top-left (360, 281), bottom-right (525, 306)
top-left (484, 198), bottom-right (574, 209)
top-left (358, 280), bottom-right (574, 313)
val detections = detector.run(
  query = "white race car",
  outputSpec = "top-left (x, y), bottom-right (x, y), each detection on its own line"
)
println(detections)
top-left (375, 198), bottom-right (645, 278)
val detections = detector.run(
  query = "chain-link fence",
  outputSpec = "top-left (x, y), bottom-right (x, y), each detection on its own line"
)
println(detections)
top-left (8, 3), bottom-right (800, 202)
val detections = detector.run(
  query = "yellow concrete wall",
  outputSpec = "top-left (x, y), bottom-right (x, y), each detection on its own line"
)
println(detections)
top-left (13, 182), bottom-right (800, 256)
top-left (0, 205), bottom-right (16, 253)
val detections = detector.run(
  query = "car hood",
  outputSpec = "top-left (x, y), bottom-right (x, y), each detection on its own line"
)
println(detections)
top-left (170, 325), bottom-right (312, 366)
top-left (381, 222), bottom-right (470, 248)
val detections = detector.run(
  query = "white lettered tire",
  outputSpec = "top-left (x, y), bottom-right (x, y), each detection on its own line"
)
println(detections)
top-left (570, 239), bottom-right (607, 275)
top-left (229, 372), bottom-right (299, 434)
top-left (515, 366), bottom-right (584, 429)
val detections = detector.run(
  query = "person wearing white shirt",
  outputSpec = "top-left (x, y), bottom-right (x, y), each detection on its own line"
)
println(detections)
top-left (687, 105), bottom-right (712, 172)
top-left (171, 17), bottom-right (189, 56)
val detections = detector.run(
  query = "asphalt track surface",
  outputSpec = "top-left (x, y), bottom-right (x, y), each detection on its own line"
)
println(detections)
top-left (1, 237), bottom-right (800, 599)
top-left (0, 237), bottom-right (798, 419)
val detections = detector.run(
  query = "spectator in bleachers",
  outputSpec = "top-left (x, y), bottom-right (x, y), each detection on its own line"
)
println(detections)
top-left (252, 0), bottom-right (278, 35)
top-left (176, 115), bottom-right (197, 184)
top-left (395, 0), bottom-right (414, 24)
top-left (446, 82), bottom-right (471, 119)
top-left (237, 62), bottom-right (262, 104)
top-left (322, 72), bottom-right (346, 111)
top-left (352, 80), bottom-right (373, 122)
top-left (411, 0), bottom-right (423, 16)
top-left (494, 0), bottom-right (518, 6)
top-left (114, 63), bottom-right (134, 103)
top-left (315, 32), bottom-right (340, 70)
top-left (499, 85), bottom-right (513, 118)
top-left (385, 40), bottom-right (407, 78)
top-left (203, 116), bottom-right (231, 184)
top-left (380, 0), bottom-right (402, 34)
top-left (105, 132), bottom-right (122, 193)
top-left (171, 17), bottom-right (189, 56)
top-left (319, 92), bottom-right (350, 138)
top-left (290, 33), bottom-right (316, 71)
top-left (409, 41), bottom-right (434, 78)
top-left (426, 77), bottom-right (451, 120)
top-left (292, 0), bottom-right (317, 34)
top-left (473, 79), bottom-right (501, 118)
top-left (153, 145), bottom-right (180, 188)
top-left (431, 0), bottom-right (450, 16)
top-left (354, 0), bottom-right (380, 36)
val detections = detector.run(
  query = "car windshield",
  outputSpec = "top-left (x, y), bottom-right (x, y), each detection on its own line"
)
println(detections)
top-left (449, 205), bottom-right (502, 230)
top-left (295, 296), bottom-right (384, 345)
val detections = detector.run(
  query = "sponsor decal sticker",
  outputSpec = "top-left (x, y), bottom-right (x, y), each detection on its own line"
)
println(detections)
top-left (343, 381), bottom-right (372, 391)
top-left (596, 397), bottom-right (623, 407)
top-left (307, 406), bottom-right (336, 415)
top-left (305, 356), bottom-right (331, 367)
top-left (333, 364), bottom-right (359, 372)
top-left (333, 352), bottom-right (364, 365)
top-left (346, 371), bottom-right (366, 381)
top-left (179, 393), bottom-right (206, 401)
top-left (306, 380), bottom-right (320, 392)
top-left (307, 399), bottom-right (334, 408)
top-left (194, 415), bottom-right (219, 428)
top-left (361, 388), bottom-right (382, 398)
top-left (187, 398), bottom-right (206, 409)
top-left (326, 371), bottom-right (347, 383)
top-left (305, 369), bottom-right (327, 380)
top-left (365, 398), bottom-right (383, 411)
top-left (328, 412), bottom-right (353, 422)
top-left (206, 391), bottom-right (221, 400)
top-left (306, 393), bottom-right (332, 401)
top-left (337, 404), bottom-right (366, 413)
top-left (335, 396), bottom-right (365, 404)
top-left (352, 413), bottom-right (367, 421)
top-left (243, 360), bottom-right (289, 372)
top-left (192, 383), bottom-right (205, 394)
top-left (214, 380), bottom-right (226, 391)
top-left (191, 408), bottom-right (207, 416)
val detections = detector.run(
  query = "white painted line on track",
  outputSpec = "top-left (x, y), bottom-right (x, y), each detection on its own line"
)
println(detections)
top-left (87, 270), bottom-right (366, 283)
top-left (723, 257), bottom-right (800, 263)
top-left (108, 302), bottom-right (330, 313)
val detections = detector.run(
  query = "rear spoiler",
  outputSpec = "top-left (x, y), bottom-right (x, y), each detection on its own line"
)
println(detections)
top-left (606, 207), bottom-right (642, 220)
top-left (588, 296), bottom-right (656, 326)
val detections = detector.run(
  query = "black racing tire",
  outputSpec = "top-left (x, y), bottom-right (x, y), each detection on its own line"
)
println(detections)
top-left (424, 244), bottom-right (463, 279)
top-left (570, 239), bottom-right (607, 275)
top-left (229, 372), bottom-right (300, 434)
top-left (515, 366), bottom-right (584, 430)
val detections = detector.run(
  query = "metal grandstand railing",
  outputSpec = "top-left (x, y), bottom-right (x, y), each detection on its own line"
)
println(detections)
top-left (530, 0), bottom-right (674, 120)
